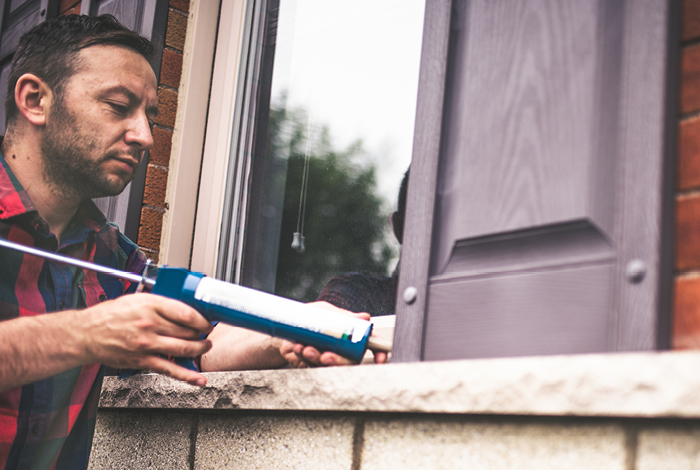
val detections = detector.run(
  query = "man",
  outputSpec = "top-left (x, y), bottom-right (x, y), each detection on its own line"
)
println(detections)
top-left (0, 14), bottom-right (384, 469)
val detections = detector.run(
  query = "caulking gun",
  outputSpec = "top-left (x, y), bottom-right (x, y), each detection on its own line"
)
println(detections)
top-left (0, 237), bottom-right (392, 366)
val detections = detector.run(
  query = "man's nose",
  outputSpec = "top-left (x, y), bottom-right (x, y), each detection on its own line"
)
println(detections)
top-left (125, 113), bottom-right (154, 150)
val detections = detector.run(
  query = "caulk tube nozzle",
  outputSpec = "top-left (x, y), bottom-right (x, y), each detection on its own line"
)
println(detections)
top-left (151, 267), bottom-right (374, 362)
top-left (366, 336), bottom-right (392, 353)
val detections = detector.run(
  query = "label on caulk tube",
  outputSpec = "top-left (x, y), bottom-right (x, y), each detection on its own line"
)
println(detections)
top-left (193, 277), bottom-right (371, 343)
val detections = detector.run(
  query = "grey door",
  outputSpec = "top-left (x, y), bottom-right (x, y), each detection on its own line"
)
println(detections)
top-left (394, 0), bottom-right (678, 361)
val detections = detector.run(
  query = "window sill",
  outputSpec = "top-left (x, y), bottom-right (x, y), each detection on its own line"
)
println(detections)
top-left (99, 350), bottom-right (700, 418)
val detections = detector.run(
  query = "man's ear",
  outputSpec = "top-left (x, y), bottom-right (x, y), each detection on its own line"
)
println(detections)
top-left (14, 73), bottom-right (52, 127)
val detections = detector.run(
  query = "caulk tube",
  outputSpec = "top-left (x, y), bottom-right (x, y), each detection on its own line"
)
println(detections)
top-left (152, 267), bottom-right (373, 363)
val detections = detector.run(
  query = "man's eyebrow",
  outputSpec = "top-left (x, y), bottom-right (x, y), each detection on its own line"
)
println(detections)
top-left (103, 85), bottom-right (158, 116)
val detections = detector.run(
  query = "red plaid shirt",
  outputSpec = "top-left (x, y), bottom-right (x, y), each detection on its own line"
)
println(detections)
top-left (0, 153), bottom-right (147, 469)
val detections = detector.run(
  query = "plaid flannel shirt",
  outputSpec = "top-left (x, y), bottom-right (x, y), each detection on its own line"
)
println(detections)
top-left (0, 152), bottom-right (147, 470)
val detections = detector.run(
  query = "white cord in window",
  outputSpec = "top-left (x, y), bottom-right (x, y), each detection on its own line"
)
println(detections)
top-left (292, 119), bottom-right (314, 254)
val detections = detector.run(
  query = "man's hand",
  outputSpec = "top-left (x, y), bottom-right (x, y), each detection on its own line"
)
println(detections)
top-left (279, 302), bottom-right (389, 368)
top-left (200, 302), bottom-right (388, 372)
top-left (80, 293), bottom-right (213, 385)
top-left (0, 293), bottom-right (213, 392)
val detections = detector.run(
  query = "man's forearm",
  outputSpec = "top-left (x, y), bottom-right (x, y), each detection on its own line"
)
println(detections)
top-left (200, 324), bottom-right (288, 371)
top-left (0, 311), bottom-right (87, 392)
top-left (0, 294), bottom-right (215, 392)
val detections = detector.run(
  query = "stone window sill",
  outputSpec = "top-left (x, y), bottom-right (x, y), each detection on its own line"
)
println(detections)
top-left (100, 350), bottom-right (700, 418)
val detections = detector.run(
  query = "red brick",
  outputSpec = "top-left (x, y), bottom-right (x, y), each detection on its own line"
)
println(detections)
top-left (60, 0), bottom-right (80, 15)
top-left (678, 117), bottom-right (700, 189)
top-left (155, 87), bottom-right (177, 128)
top-left (676, 195), bottom-right (700, 270)
top-left (673, 276), bottom-right (700, 349)
top-left (138, 207), bottom-right (164, 251)
top-left (149, 128), bottom-right (173, 167)
top-left (160, 49), bottom-right (183, 89)
top-left (680, 45), bottom-right (700, 114)
top-left (143, 165), bottom-right (168, 207)
top-left (170, 0), bottom-right (190, 13)
top-left (165, 11), bottom-right (188, 51)
top-left (684, 0), bottom-right (700, 41)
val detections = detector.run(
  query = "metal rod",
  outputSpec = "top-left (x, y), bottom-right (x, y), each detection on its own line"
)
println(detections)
top-left (0, 237), bottom-right (154, 287)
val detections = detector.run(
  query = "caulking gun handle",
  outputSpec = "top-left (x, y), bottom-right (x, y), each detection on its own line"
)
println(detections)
top-left (146, 268), bottom-right (204, 372)
top-left (174, 356), bottom-right (199, 371)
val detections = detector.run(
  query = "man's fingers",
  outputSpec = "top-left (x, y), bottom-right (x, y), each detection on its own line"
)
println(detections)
top-left (152, 322), bottom-right (206, 341)
top-left (279, 341), bottom-right (313, 368)
top-left (373, 351), bottom-right (388, 364)
top-left (317, 351), bottom-right (354, 366)
top-left (301, 346), bottom-right (355, 367)
top-left (144, 294), bottom-right (213, 333)
top-left (152, 336), bottom-right (212, 359)
top-left (142, 356), bottom-right (208, 386)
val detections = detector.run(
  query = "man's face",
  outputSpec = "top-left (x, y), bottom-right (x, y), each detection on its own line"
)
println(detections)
top-left (40, 44), bottom-right (158, 201)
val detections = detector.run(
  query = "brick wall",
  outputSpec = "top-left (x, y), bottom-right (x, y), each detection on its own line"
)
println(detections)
top-left (137, 0), bottom-right (190, 263)
top-left (59, 0), bottom-right (80, 15)
top-left (675, 0), bottom-right (700, 349)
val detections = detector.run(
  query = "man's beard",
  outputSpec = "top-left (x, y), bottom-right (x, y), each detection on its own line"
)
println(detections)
top-left (40, 98), bottom-right (139, 201)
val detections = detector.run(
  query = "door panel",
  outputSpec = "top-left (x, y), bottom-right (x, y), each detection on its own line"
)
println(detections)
top-left (432, 0), bottom-right (621, 275)
top-left (424, 264), bottom-right (613, 360)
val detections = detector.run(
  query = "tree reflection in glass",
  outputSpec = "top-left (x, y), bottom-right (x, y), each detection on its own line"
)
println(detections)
top-left (240, 0), bottom-right (425, 304)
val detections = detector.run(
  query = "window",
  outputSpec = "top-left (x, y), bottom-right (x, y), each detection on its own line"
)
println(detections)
top-left (214, 0), bottom-right (425, 305)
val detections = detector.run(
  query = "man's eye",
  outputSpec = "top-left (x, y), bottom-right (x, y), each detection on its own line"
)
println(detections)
top-left (108, 102), bottom-right (128, 114)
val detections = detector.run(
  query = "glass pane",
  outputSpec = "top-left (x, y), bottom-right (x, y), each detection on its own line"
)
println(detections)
top-left (240, 0), bottom-right (425, 313)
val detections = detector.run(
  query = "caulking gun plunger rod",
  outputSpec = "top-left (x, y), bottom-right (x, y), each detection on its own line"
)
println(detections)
top-left (0, 237), bottom-right (155, 287)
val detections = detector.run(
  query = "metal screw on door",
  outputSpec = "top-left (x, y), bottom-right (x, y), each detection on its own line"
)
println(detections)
top-left (403, 287), bottom-right (418, 305)
top-left (626, 259), bottom-right (647, 284)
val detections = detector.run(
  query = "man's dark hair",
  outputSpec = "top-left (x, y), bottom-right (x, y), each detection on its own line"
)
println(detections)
top-left (5, 14), bottom-right (155, 128)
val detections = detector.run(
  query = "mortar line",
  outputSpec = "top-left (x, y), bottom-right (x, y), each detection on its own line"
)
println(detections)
top-left (351, 417), bottom-right (366, 470)
top-left (624, 422), bottom-right (639, 470)
top-left (188, 414), bottom-right (200, 470)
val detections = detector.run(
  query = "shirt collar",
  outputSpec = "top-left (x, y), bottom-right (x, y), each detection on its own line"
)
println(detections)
top-left (0, 149), bottom-right (36, 219)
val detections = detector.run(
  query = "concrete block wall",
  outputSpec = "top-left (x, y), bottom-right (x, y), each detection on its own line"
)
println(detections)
top-left (88, 352), bottom-right (700, 469)
top-left (89, 411), bottom-right (700, 469)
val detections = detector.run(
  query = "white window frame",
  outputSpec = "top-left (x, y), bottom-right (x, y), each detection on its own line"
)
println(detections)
top-left (189, 0), bottom-right (268, 279)
top-left (159, 0), bottom-right (248, 272)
